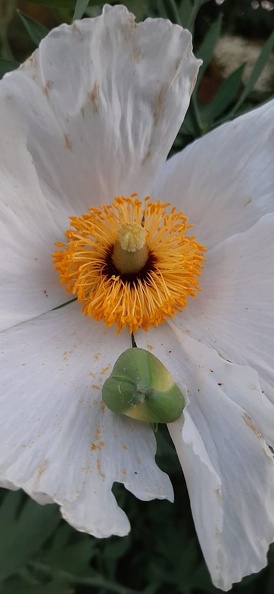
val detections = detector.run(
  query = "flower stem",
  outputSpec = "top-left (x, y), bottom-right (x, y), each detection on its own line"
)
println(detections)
top-left (131, 333), bottom-right (137, 348)
top-left (28, 560), bottom-right (139, 594)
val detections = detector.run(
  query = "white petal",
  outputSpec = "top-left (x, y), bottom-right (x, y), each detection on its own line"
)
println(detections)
top-left (137, 326), bottom-right (274, 590)
top-left (0, 96), bottom-right (67, 332)
top-left (1, 5), bottom-right (200, 215)
top-left (155, 99), bottom-right (274, 250)
top-left (0, 302), bottom-right (173, 537)
top-left (174, 214), bottom-right (274, 408)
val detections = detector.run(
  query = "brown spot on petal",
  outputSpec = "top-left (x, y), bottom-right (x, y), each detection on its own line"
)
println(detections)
top-left (64, 133), bottom-right (72, 150)
top-left (90, 440), bottom-right (104, 451)
top-left (243, 412), bottom-right (263, 439)
top-left (153, 84), bottom-right (168, 126)
top-left (215, 485), bottom-right (222, 503)
top-left (133, 45), bottom-right (142, 63)
top-left (96, 459), bottom-right (105, 478)
top-left (141, 144), bottom-right (151, 166)
top-left (121, 14), bottom-right (137, 42)
top-left (34, 459), bottom-right (48, 489)
top-left (88, 82), bottom-right (100, 113)
top-left (43, 80), bottom-right (53, 97)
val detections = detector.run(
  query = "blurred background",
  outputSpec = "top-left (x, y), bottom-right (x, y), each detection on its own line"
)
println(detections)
top-left (0, 1), bottom-right (274, 593)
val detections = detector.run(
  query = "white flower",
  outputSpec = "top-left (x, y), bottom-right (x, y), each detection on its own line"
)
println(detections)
top-left (0, 4), bottom-right (274, 591)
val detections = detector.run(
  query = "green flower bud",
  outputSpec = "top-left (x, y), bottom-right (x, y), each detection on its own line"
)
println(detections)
top-left (102, 348), bottom-right (185, 423)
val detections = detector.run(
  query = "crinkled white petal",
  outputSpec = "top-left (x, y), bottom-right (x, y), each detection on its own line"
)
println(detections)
top-left (1, 4), bottom-right (200, 217)
top-left (155, 99), bottom-right (274, 249)
top-left (137, 325), bottom-right (274, 591)
top-left (0, 6), bottom-right (199, 332)
top-left (174, 214), bottom-right (274, 409)
top-left (0, 302), bottom-right (173, 537)
top-left (0, 96), bottom-right (67, 332)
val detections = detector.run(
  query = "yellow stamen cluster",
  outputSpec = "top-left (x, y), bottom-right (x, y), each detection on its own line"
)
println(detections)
top-left (53, 195), bottom-right (206, 333)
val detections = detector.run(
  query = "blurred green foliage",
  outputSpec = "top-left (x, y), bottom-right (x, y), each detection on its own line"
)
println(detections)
top-left (0, 1), bottom-right (274, 593)
top-left (1, 0), bottom-right (274, 147)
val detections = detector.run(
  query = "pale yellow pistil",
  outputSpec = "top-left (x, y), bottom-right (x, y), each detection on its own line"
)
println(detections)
top-left (112, 223), bottom-right (149, 274)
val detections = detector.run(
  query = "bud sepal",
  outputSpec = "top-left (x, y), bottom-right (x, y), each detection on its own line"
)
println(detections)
top-left (102, 348), bottom-right (185, 423)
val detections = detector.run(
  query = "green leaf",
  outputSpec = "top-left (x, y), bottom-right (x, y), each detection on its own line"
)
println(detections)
top-left (22, 0), bottom-right (76, 7)
top-left (0, 577), bottom-right (72, 594)
top-left (178, 0), bottom-right (192, 28)
top-left (196, 16), bottom-right (222, 84)
top-left (0, 491), bottom-right (60, 579)
top-left (160, 0), bottom-right (182, 24)
top-left (201, 64), bottom-right (245, 126)
top-left (17, 11), bottom-right (49, 46)
top-left (230, 29), bottom-right (274, 116)
top-left (187, 0), bottom-right (212, 31)
top-left (0, 58), bottom-right (19, 79)
top-left (40, 523), bottom-right (96, 575)
top-left (122, 0), bottom-right (147, 21)
top-left (72, 0), bottom-right (90, 21)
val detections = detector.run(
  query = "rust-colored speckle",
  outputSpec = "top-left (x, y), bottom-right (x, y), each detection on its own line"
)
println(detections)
top-left (121, 443), bottom-right (128, 450)
top-left (96, 459), bottom-right (105, 478)
top-left (34, 459), bottom-right (48, 489)
top-left (88, 82), bottom-right (100, 113)
top-left (100, 365), bottom-right (110, 375)
top-left (147, 344), bottom-right (153, 351)
top-left (81, 466), bottom-right (89, 474)
top-left (90, 440), bottom-right (104, 451)
top-left (92, 384), bottom-right (100, 390)
top-left (94, 353), bottom-right (101, 361)
top-left (64, 133), bottom-right (72, 150)
top-left (122, 468), bottom-right (127, 476)
top-left (100, 402), bottom-right (106, 413)
top-left (94, 426), bottom-right (101, 441)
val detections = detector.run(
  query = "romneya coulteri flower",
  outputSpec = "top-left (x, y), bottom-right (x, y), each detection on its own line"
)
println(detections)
top-left (0, 4), bottom-right (274, 591)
